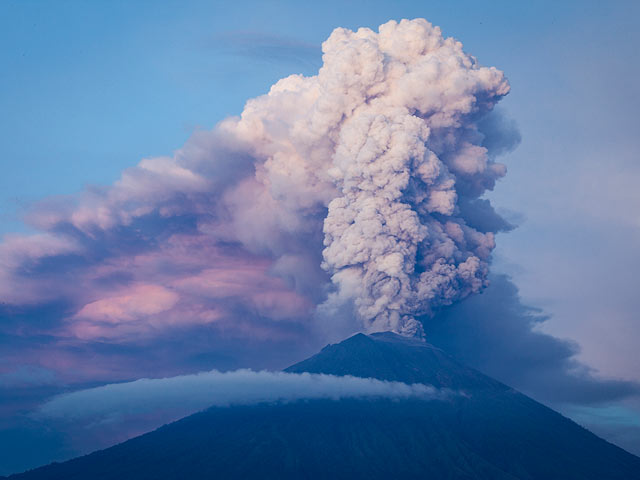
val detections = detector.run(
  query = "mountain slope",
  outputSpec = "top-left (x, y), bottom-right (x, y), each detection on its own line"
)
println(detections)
top-left (7, 333), bottom-right (640, 479)
top-left (290, 332), bottom-right (640, 478)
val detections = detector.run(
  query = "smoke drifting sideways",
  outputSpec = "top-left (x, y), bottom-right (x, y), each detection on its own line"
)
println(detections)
top-left (0, 19), bottom-right (519, 348)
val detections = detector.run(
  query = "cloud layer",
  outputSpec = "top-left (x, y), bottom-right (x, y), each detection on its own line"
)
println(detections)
top-left (38, 369), bottom-right (441, 422)
top-left (29, 370), bottom-right (443, 460)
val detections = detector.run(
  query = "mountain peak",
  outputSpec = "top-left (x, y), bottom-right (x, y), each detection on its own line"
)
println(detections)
top-left (286, 332), bottom-right (506, 391)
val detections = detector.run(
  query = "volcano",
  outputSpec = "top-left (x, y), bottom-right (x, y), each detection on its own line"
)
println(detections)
top-left (7, 332), bottom-right (640, 479)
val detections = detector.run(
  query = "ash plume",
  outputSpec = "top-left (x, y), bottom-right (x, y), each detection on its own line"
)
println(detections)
top-left (223, 19), bottom-right (513, 336)
top-left (0, 19), bottom-right (517, 343)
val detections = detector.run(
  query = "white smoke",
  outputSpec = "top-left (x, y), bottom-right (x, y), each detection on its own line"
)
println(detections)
top-left (220, 19), bottom-right (512, 336)
top-left (8, 18), bottom-right (516, 341)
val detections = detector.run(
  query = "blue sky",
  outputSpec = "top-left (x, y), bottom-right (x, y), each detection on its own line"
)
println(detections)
top-left (1, 0), bottom-right (640, 473)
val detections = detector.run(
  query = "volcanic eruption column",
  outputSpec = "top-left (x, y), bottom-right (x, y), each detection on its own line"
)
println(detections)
top-left (224, 19), bottom-right (513, 336)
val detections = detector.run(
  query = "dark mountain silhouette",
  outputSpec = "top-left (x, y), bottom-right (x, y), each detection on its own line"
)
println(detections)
top-left (6, 332), bottom-right (640, 479)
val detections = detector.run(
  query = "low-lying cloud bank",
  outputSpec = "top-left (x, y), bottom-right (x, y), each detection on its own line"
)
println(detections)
top-left (0, 371), bottom-right (445, 474)
top-left (38, 370), bottom-right (443, 424)
top-left (25, 370), bottom-right (445, 464)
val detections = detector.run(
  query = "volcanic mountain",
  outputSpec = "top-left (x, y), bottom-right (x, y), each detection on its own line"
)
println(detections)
top-left (7, 332), bottom-right (640, 479)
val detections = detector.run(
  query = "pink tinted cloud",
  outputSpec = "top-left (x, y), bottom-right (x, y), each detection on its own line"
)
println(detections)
top-left (74, 284), bottom-right (179, 324)
top-left (173, 266), bottom-right (313, 320)
top-left (55, 233), bottom-right (312, 341)
top-left (0, 212), bottom-right (314, 341)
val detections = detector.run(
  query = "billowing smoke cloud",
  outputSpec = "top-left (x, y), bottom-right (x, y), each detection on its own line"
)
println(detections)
top-left (0, 19), bottom-right (516, 345)
top-left (316, 22), bottom-right (510, 335)
top-left (214, 19), bottom-right (512, 336)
